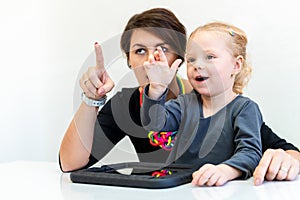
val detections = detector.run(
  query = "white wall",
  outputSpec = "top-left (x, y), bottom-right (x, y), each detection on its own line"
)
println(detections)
top-left (1, 0), bottom-right (300, 163)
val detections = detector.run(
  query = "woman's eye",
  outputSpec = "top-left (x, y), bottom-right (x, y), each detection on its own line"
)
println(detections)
top-left (161, 46), bottom-right (168, 52)
top-left (135, 48), bottom-right (146, 55)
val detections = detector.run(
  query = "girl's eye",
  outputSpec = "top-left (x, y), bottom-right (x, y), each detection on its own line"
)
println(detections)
top-left (135, 48), bottom-right (146, 55)
top-left (187, 57), bottom-right (196, 63)
top-left (206, 55), bottom-right (215, 60)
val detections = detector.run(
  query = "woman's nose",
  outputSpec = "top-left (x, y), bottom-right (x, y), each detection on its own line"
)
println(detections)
top-left (146, 47), bottom-right (156, 55)
top-left (147, 49), bottom-right (159, 61)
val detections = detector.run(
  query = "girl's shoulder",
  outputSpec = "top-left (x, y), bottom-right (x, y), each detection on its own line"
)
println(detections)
top-left (229, 95), bottom-right (261, 115)
top-left (233, 95), bottom-right (258, 106)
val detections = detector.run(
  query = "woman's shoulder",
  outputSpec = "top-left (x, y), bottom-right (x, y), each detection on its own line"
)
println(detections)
top-left (112, 87), bottom-right (139, 98)
top-left (106, 87), bottom-right (139, 108)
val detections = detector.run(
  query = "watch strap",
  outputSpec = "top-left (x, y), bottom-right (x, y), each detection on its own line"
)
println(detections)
top-left (81, 92), bottom-right (107, 107)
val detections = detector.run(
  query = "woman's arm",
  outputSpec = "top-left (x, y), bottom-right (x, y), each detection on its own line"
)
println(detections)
top-left (59, 103), bottom-right (98, 172)
top-left (261, 122), bottom-right (299, 152)
top-left (59, 44), bottom-right (114, 172)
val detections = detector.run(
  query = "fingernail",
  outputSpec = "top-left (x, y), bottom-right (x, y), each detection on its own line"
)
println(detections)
top-left (98, 88), bottom-right (105, 95)
top-left (254, 178), bottom-right (261, 186)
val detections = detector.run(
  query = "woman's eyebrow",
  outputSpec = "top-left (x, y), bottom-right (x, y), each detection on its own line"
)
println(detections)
top-left (131, 42), bottom-right (168, 49)
top-left (154, 42), bottom-right (168, 47)
top-left (131, 43), bottom-right (146, 48)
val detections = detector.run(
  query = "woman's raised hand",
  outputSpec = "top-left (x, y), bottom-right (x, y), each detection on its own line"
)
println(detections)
top-left (80, 43), bottom-right (115, 99)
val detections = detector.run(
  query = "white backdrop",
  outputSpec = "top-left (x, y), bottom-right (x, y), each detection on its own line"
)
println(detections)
top-left (1, 0), bottom-right (300, 163)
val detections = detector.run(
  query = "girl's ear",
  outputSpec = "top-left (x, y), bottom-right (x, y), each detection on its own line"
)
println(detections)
top-left (232, 55), bottom-right (243, 75)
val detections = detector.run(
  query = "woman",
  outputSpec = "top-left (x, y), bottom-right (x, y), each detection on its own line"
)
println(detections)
top-left (59, 8), bottom-right (299, 185)
top-left (60, 8), bottom-right (192, 171)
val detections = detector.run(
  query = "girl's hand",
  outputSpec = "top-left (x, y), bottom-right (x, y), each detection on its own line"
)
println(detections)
top-left (192, 164), bottom-right (241, 186)
top-left (143, 46), bottom-right (182, 99)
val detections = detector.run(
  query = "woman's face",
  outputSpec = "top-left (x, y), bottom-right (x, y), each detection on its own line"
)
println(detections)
top-left (129, 29), bottom-right (178, 87)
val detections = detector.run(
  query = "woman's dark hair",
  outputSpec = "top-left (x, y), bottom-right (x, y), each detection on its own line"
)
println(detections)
top-left (120, 8), bottom-right (186, 66)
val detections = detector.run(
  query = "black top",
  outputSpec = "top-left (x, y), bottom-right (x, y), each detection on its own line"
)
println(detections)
top-left (261, 122), bottom-right (297, 152)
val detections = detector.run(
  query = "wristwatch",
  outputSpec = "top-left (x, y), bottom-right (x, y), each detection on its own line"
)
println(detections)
top-left (81, 92), bottom-right (107, 107)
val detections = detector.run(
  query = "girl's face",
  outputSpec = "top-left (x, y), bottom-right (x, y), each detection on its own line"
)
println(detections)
top-left (186, 31), bottom-right (239, 97)
top-left (129, 29), bottom-right (177, 87)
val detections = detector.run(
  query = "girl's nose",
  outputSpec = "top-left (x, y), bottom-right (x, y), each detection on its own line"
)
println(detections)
top-left (193, 63), bottom-right (205, 71)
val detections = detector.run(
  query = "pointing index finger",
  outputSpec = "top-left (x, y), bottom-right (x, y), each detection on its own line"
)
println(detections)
top-left (253, 151), bottom-right (273, 185)
top-left (94, 42), bottom-right (105, 72)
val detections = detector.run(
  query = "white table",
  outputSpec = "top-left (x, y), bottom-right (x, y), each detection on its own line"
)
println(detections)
top-left (0, 161), bottom-right (298, 200)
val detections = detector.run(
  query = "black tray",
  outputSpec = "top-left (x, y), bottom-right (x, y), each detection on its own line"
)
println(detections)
top-left (70, 162), bottom-right (195, 189)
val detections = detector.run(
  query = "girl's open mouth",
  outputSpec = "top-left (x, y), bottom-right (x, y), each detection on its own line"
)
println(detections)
top-left (195, 75), bottom-right (208, 82)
